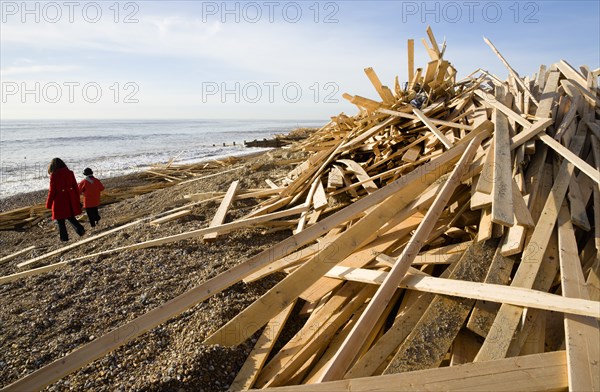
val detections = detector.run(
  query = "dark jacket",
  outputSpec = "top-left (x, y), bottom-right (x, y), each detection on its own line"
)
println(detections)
top-left (46, 167), bottom-right (82, 220)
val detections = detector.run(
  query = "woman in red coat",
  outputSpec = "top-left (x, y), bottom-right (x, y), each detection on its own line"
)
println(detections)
top-left (46, 158), bottom-right (85, 241)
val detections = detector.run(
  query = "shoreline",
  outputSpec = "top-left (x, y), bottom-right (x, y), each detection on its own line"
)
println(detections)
top-left (0, 147), bottom-right (274, 203)
top-left (0, 127), bottom-right (317, 209)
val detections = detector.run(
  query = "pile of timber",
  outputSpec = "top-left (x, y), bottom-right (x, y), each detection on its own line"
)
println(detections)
top-left (3, 27), bottom-right (600, 391)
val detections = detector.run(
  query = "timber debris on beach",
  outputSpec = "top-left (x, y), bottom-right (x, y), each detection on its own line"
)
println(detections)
top-left (1, 27), bottom-right (599, 391)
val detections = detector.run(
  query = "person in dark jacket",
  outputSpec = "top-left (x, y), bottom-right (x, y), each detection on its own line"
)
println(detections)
top-left (78, 167), bottom-right (105, 228)
top-left (46, 158), bottom-right (85, 241)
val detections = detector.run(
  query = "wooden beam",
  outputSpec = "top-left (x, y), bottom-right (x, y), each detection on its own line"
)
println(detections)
top-left (538, 133), bottom-right (600, 184)
top-left (150, 210), bottom-right (191, 225)
top-left (253, 282), bottom-right (364, 388)
top-left (491, 108), bottom-right (514, 227)
top-left (228, 301), bottom-right (296, 391)
top-left (467, 247), bottom-right (516, 337)
top-left (324, 266), bottom-right (599, 318)
top-left (509, 118), bottom-right (553, 150)
top-left (407, 39), bottom-right (414, 83)
top-left (17, 219), bottom-right (145, 269)
top-left (0, 245), bottom-right (36, 265)
top-left (413, 108), bottom-right (453, 149)
top-left (364, 67), bottom-right (395, 105)
top-left (204, 180), bottom-right (239, 241)
top-left (383, 241), bottom-right (494, 374)
top-left (313, 180), bottom-right (328, 211)
top-left (378, 108), bottom-right (474, 130)
top-left (557, 205), bottom-right (600, 391)
top-left (483, 37), bottom-right (539, 106)
top-left (259, 351), bottom-right (568, 392)
top-left (474, 90), bottom-right (532, 129)
top-left (317, 135), bottom-right (483, 382)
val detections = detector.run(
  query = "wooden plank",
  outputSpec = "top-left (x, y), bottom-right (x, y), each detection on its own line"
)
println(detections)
top-left (467, 247), bottom-right (516, 337)
top-left (426, 26), bottom-right (442, 58)
top-left (477, 207), bottom-right (493, 242)
top-left (471, 142), bottom-right (494, 210)
top-left (149, 210), bottom-right (191, 225)
top-left (326, 165), bottom-right (344, 191)
top-left (265, 179), bottom-right (279, 189)
top-left (407, 39), bottom-right (414, 83)
top-left (259, 351), bottom-right (568, 392)
top-left (378, 108), bottom-right (475, 130)
top-left (325, 264), bottom-right (599, 318)
top-left (204, 180), bottom-right (239, 241)
top-left (0, 245), bottom-right (36, 265)
top-left (383, 241), bottom-right (495, 374)
top-left (295, 178), bottom-right (320, 234)
top-left (509, 229), bottom-right (559, 359)
top-left (413, 108), bottom-right (453, 149)
top-left (317, 135), bottom-right (483, 382)
top-left (340, 117), bottom-right (397, 151)
top-left (228, 301), bottom-right (296, 391)
top-left (568, 175), bottom-right (591, 230)
top-left (483, 37), bottom-right (539, 106)
top-left (401, 145), bottom-right (421, 163)
top-left (337, 159), bottom-right (378, 194)
top-left (509, 118), bottom-right (553, 150)
top-left (557, 205), bottom-right (600, 391)
top-left (491, 108), bottom-right (514, 227)
top-left (511, 179), bottom-right (534, 228)
top-left (17, 219), bottom-right (145, 269)
top-left (474, 90), bottom-right (532, 129)
top-left (412, 241), bottom-right (472, 265)
top-left (451, 329), bottom-right (482, 366)
top-left (313, 180), bottom-right (328, 211)
top-left (0, 261), bottom-right (69, 285)
top-left (299, 216), bottom-right (421, 303)
top-left (204, 129), bottom-right (490, 348)
top-left (557, 60), bottom-right (593, 91)
top-left (538, 132), bottom-right (600, 184)
top-left (364, 67), bottom-right (395, 105)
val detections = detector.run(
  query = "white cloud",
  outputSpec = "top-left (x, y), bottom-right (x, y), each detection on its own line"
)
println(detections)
top-left (0, 65), bottom-right (79, 76)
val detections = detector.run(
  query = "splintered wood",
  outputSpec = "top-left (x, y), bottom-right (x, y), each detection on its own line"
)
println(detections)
top-left (3, 28), bottom-right (599, 392)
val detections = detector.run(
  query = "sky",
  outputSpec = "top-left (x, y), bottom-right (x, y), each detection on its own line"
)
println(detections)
top-left (0, 0), bottom-right (599, 120)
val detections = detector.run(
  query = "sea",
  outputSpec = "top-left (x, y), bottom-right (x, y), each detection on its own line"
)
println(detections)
top-left (0, 119), bottom-right (325, 199)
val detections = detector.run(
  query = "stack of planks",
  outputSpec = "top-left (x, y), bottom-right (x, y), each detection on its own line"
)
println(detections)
top-left (3, 28), bottom-right (599, 391)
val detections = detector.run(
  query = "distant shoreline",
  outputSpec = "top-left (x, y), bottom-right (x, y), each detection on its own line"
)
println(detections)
top-left (0, 148), bottom-right (274, 213)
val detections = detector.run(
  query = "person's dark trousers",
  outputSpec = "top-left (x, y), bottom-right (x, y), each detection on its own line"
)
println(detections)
top-left (57, 217), bottom-right (85, 241)
top-left (85, 207), bottom-right (101, 227)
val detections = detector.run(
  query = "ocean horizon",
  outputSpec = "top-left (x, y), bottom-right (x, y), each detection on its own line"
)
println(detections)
top-left (0, 118), bottom-right (325, 199)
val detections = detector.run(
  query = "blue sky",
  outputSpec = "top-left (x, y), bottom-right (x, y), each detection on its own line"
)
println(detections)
top-left (1, 0), bottom-right (598, 119)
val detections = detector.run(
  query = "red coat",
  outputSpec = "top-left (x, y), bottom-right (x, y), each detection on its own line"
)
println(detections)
top-left (46, 167), bottom-right (82, 220)
top-left (78, 176), bottom-right (105, 208)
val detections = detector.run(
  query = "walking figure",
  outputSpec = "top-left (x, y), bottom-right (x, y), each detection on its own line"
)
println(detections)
top-left (46, 158), bottom-right (85, 241)
top-left (78, 167), bottom-right (105, 228)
